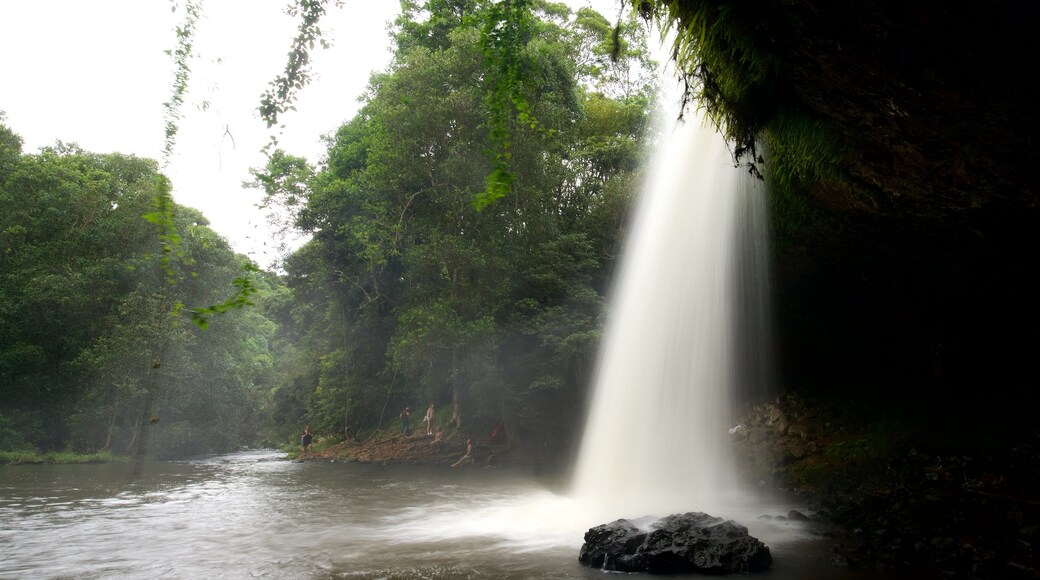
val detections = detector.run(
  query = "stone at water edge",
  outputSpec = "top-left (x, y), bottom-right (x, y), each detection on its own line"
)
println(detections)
top-left (577, 518), bottom-right (647, 570)
top-left (578, 512), bottom-right (772, 574)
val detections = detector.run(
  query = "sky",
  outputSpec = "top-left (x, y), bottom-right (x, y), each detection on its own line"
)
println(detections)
top-left (0, 0), bottom-right (630, 268)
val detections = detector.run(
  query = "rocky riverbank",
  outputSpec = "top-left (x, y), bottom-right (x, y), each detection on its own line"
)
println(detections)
top-left (297, 392), bottom-right (1039, 578)
top-left (302, 430), bottom-right (503, 467)
top-left (732, 392), bottom-right (1040, 578)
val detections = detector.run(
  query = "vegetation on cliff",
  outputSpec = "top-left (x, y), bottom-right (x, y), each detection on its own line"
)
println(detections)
top-left (633, 0), bottom-right (1039, 411)
top-left (632, 3), bottom-right (1040, 575)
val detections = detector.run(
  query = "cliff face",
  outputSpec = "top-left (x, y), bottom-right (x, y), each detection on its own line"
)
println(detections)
top-left (655, 1), bottom-right (1040, 408)
top-left (774, 1), bottom-right (1039, 219)
top-left (640, 6), bottom-right (1040, 574)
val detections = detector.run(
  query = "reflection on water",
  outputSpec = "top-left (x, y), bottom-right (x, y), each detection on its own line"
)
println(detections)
top-left (0, 451), bottom-right (868, 578)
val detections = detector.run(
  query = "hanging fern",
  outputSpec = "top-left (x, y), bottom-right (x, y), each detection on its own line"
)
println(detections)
top-left (630, 0), bottom-right (783, 171)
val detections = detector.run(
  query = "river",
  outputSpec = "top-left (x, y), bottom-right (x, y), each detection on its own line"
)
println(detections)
top-left (0, 450), bottom-right (871, 578)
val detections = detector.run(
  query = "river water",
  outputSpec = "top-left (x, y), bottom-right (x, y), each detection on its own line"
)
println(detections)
top-left (0, 450), bottom-right (870, 579)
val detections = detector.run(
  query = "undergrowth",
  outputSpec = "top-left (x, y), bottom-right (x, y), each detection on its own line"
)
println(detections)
top-left (0, 449), bottom-right (122, 465)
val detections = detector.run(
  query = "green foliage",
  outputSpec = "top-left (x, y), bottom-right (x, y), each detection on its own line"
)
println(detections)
top-left (189, 262), bottom-right (262, 328)
top-left (254, 1), bottom-right (656, 452)
top-left (786, 429), bottom-right (906, 498)
top-left (0, 412), bottom-right (33, 452)
top-left (477, 0), bottom-right (536, 208)
top-left (162, 0), bottom-right (202, 166)
top-left (395, 0), bottom-right (480, 53)
top-left (0, 122), bottom-right (284, 458)
top-left (572, 8), bottom-right (657, 100)
top-left (632, 0), bottom-right (782, 165)
top-left (0, 112), bottom-right (23, 180)
top-left (761, 110), bottom-right (839, 248)
top-left (259, 0), bottom-right (342, 152)
top-left (0, 449), bottom-right (121, 465)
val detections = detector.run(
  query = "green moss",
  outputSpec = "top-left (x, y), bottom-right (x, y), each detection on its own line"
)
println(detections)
top-left (635, 0), bottom-right (783, 159)
top-left (785, 430), bottom-right (906, 497)
top-left (765, 111), bottom-right (843, 196)
top-left (762, 110), bottom-right (842, 249)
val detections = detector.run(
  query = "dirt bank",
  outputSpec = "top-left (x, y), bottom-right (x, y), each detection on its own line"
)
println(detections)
top-left (303, 430), bottom-right (507, 467)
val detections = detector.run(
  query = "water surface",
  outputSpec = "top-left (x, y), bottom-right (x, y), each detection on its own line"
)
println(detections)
top-left (0, 450), bottom-right (869, 578)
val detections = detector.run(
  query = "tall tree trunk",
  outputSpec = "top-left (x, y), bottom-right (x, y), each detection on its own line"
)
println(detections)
top-left (450, 347), bottom-right (462, 429)
top-left (126, 416), bottom-right (140, 453)
top-left (131, 358), bottom-right (161, 479)
top-left (102, 411), bottom-right (117, 451)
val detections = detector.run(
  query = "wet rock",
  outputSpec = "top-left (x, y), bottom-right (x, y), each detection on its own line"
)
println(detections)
top-left (788, 509), bottom-right (811, 521)
top-left (830, 548), bottom-right (849, 568)
top-left (785, 439), bottom-right (810, 460)
top-left (788, 423), bottom-right (810, 439)
top-left (579, 512), bottom-right (772, 574)
top-left (749, 428), bottom-right (772, 444)
top-left (577, 518), bottom-right (646, 569)
top-left (767, 404), bottom-right (785, 425)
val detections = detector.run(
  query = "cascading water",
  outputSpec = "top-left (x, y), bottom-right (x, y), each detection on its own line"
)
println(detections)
top-left (570, 107), bottom-right (773, 522)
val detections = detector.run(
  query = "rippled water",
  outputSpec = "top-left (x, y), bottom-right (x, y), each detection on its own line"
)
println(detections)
top-left (0, 450), bottom-right (870, 578)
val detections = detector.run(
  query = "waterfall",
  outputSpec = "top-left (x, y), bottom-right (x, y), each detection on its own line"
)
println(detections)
top-left (570, 108), bottom-right (772, 522)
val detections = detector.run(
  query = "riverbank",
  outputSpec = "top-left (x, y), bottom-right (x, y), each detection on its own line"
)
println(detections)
top-left (297, 429), bottom-right (503, 467)
top-left (733, 391), bottom-right (1040, 578)
top-left (301, 394), bottom-right (1040, 577)
top-left (0, 449), bottom-right (121, 465)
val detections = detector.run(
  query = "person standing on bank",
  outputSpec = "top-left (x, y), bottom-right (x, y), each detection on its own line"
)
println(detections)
top-left (400, 407), bottom-right (411, 436)
top-left (300, 426), bottom-right (313, 455)
top-left (424, 403), bottom-right (435, 436)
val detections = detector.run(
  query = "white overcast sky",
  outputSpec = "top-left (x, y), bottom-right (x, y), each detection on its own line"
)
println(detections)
top-left (0, 1), bottom-right (634, 267)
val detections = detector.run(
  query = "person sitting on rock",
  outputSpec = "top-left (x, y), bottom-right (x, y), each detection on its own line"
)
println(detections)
top-left (450, 438), bottom-right (473, 468)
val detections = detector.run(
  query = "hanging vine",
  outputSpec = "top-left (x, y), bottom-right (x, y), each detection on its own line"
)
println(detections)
top-left (258, 0), bottom-right (343, 153)
top-left (162, 0), bottom-right (202, 168)
top-left (475, 0), bottom-right (537, 210)
top-left (154, 0), bottom-right (261, 329)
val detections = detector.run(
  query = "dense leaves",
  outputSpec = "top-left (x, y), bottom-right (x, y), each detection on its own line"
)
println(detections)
top-left (257, 1), bottom-right (655, 459)
top-left (1, 2), bottom-right (658, 462)
top-left (0, 126), bottom-right (281, 458)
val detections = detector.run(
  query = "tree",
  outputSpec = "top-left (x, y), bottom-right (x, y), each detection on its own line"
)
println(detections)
top-left (0, 121), bottom-right (280, 457)
top-left (255, 1), bottom-right (655, 459)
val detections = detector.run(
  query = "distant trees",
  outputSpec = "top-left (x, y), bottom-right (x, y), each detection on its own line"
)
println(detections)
top-left (254, 1), bottom-right (656, 459)
top-left (0, 2), bottom-right (659, 462)
top-left (0, 120), bottom-right (280, 458)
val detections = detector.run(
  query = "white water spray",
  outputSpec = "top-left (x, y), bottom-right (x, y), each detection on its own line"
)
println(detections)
top-left (570, 107), bottom-right (772, 522)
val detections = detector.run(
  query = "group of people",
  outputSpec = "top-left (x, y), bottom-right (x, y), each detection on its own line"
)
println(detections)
top-left (398, 403), bottom-right (437, 437)
top-left (402, 403), bottom-right (472, 466)
top-left (299, 402), bottom-right (488, 467)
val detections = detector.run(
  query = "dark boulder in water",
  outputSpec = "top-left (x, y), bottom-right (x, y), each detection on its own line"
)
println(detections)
top-left (579, 512), bottom-right (772, 574)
